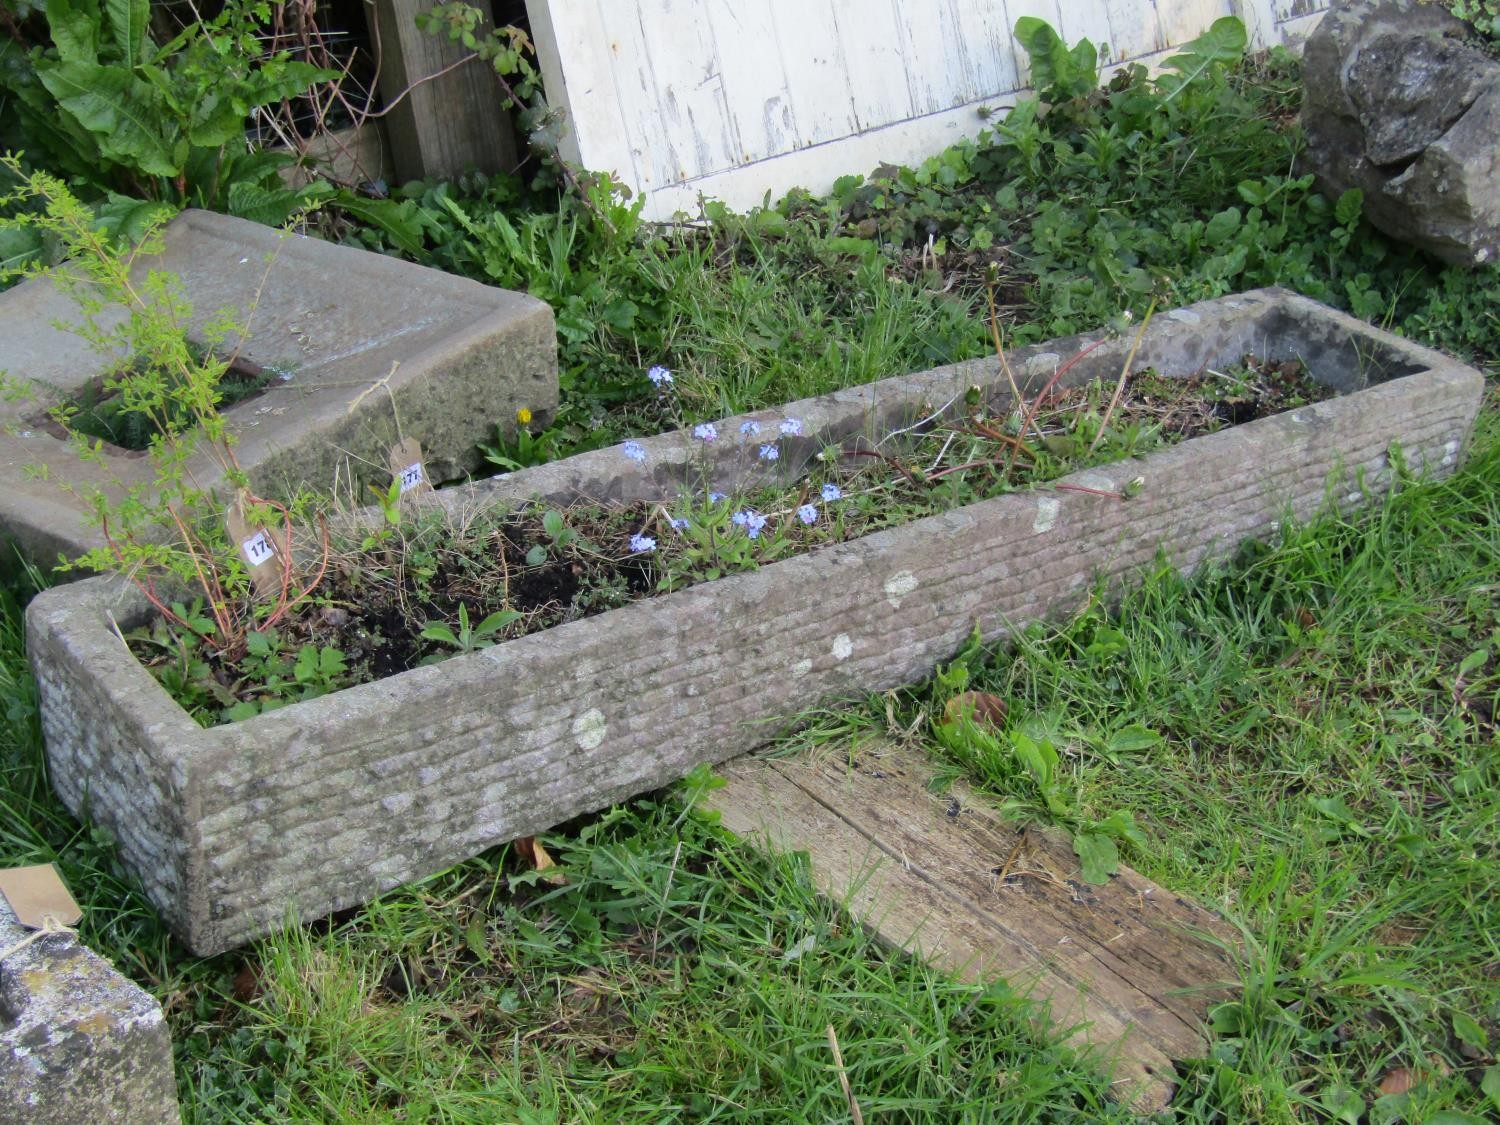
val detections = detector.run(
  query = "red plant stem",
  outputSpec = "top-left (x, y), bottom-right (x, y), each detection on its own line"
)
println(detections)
top-left (843, 447), bottom-right (924, 487)
top-left (1004, 337), bottom-right (1110, 476)
top-left (1054, 483), bottom-right (1126, 499)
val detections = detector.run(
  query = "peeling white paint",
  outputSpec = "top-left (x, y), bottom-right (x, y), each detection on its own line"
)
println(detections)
top-left (572, 708), bottom-right (607, 750)
top-left (1033, 497), bottom-right (1060, 533)
top-left (831, 634), bottom-right (853, 661)
top-left (884, 570), bottom-right (919, 607)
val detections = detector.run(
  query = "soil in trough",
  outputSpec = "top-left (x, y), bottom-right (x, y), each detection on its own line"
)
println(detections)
top-left (129, 357), bottom-right (1332, 725)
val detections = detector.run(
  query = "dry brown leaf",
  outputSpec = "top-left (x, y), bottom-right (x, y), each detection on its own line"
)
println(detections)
top-left (231, 962), bottom-right (262, 1003)
top-left (942, 691), bottom-right (1008, 730)
top-left (514, 835), bottom-right (567, 885)
top-left (1377, 1066), bottom-right (1414, 1096)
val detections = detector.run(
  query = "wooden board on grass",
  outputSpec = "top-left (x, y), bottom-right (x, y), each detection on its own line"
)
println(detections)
top-left (705, 738), bottom-right (1239, 1113)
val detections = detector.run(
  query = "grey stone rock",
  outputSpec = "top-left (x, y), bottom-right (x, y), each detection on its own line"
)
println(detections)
top-left (1302, 0), bottom-right (1500, 266)
top-left (0, 898), bottom-right (179, 1124)
top-left (24, 289), bottom-right (1485, 955)
top-left (0, 210), bottom-right (557, 571)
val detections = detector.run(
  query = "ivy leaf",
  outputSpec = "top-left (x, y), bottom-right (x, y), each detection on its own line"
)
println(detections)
top-left (1204, 206), bottom-right (1242, 246)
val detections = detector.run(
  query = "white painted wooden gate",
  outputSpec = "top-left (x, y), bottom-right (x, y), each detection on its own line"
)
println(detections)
top-left (525, 0), bottom-right (1330, 220)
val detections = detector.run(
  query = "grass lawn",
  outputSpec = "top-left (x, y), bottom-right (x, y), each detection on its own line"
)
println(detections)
top-left (2, 35), bottom-right (1498, 1125)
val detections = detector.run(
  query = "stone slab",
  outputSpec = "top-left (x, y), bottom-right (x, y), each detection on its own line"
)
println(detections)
top-left (0, 895), bottom-right (179, 1124)
top-left (24, 289), bottom-right (1485, 954)
top-left (0, 209), bottom-right (557, 568)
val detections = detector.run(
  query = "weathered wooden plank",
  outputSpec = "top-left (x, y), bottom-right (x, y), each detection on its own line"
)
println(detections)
top-left (593, 2), bottom-right (680, 188)
top-left (1103, 0), bottom-right (1165, 59)
top-left (628, 0), bottom-right (737, 182)
top-left (948, 0), bottom-right (1022, 99)
top-left (527, 0), bottom-right (1324, 218)
top-left (707, 738), bottom-right (1239, 1113)
top-left (1231, 0), bottom-right (1281, 49)
top-left (1060, 0), bottom-right (1119, 63)
top-left (368, 0), bottom-right (516, 183)
top-left (524, 0), bottom-right (634, 174)
top-left (701, 1), bottom-right (797, 164)
top-left (1272, 0), bottom-right (1330, 20)
top-left (1156, 0), bottom-right (1236, 51)
top-left (709, 757), bottom-right (1167, 1108)
top-left (835, 0), bottom-right (913, 133)
top-left (894, 0), bottom-right (976, 114)
top-left (770, 0), bottom-right (860, 147)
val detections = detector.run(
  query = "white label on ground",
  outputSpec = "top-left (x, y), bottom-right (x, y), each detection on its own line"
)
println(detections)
top-left (240, 531), bottom-right (275, 566)
top-left (398, 462), bottom-right (425, 493)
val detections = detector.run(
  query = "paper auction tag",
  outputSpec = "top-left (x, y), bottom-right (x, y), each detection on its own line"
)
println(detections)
top-left (388, 437), bottom-right (431, 497)
top-left (226, 491), bottom-right (283, 597)
top-left (0, 863), bottom-right (83, 929)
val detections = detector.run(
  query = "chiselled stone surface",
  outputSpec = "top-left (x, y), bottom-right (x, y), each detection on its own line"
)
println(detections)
top-left (0, 209), bottom-right (557, 569)
top-left (1302, 0), bottom-right (1500, 265)
top-left (25, 289), bottom-right (1485, 955)
top-left (0, 897), bottom-right (179, 1124)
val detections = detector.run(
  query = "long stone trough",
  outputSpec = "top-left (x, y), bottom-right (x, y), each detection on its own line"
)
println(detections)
top-left (25, 288), bottom-right (1485, 954)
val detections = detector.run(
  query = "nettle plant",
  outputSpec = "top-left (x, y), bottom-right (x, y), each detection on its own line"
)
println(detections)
top-left (0, 160), bottom-right (324, 657)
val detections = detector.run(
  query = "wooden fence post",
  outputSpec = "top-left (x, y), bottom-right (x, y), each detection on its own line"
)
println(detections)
top-left (367, 0), bottom-right (518, 183)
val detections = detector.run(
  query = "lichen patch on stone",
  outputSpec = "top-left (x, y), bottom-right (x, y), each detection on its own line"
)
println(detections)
top-left (572, 708), bottom-right (607, 750)
top-left (884, 571), bottom-right (919, 608)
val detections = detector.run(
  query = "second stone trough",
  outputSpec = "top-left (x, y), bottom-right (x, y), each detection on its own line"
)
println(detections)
top-left (0, 209), bottom-right (557, 568)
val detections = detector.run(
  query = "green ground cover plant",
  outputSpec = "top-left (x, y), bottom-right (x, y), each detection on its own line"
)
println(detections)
top-left (0, 16), bottom-right (1497, 1122)
top-left (349, 28), bottom-right (1495, 465)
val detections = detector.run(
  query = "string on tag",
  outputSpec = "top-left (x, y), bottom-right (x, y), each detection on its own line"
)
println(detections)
top-left (0, 913), bottom-right (78, 962)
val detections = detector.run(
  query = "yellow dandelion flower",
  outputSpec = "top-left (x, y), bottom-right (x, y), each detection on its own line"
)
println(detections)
top-left (516, 407), bottom-right (533, 425)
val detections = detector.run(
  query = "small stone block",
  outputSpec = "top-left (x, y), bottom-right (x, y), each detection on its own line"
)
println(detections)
top-left (1, 894), bottom-right (179, 1124)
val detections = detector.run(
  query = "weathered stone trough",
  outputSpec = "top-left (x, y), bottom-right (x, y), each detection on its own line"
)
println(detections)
top-left (25, 289), bottom-right (1484, 954)
top-left (0, 209), bottom-right (557, 568)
